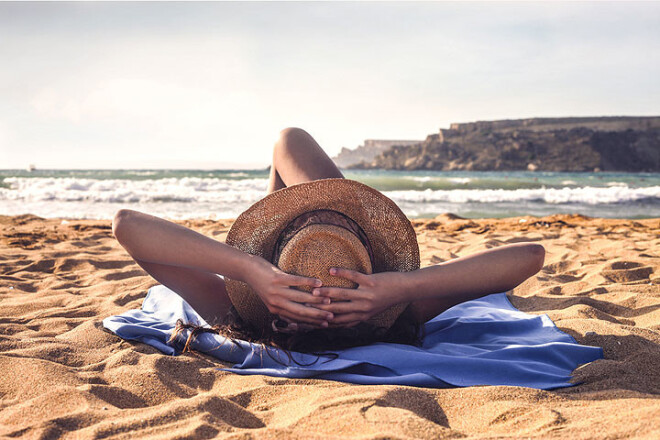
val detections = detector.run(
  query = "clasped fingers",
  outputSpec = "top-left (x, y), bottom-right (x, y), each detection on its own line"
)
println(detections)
top-left (329, 267), bottom-right (375, 287)
top-left (313, 286), bottom-right (374, 304)
top-left (312, 287), bottom-right (379, 319)
top-left (260, 287), bottom-right (333, 327)
top-left (275, 271), bottom-right (322, 289)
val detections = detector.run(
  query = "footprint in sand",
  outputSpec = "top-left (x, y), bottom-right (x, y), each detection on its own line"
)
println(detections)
top-left (489, 406), bottom-right (565, 435)
top-left (601, 261), bottom-right (653, 284)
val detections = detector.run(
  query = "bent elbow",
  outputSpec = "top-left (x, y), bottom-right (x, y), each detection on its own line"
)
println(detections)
top-left (112, 209), bottom-right (136, 242)
top-left (528, 243), bottom-right (546, 274)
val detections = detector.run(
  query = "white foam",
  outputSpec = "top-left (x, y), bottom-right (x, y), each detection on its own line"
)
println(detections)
top-left (1, 176), bottom-right (659, 219)
top-left (383, 186), bottom-right (660, 205)
top-left (0, 177), bottom-right (269, 219)
top-left (1, 177), bottom-right (268, 203)
top-left (448, 177), bottom-right (472, 184)
top-left (409, 176), bottom-right (472, 185)
top-left (410, 176), bottom-right (433, 183)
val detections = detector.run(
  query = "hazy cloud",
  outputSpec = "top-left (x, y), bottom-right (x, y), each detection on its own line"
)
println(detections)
top-left (1, 2), bottom-right (659, 168)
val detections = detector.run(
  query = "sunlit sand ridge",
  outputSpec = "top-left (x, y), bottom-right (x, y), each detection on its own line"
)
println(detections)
top-left (0, 214), bottom-right (658, 439)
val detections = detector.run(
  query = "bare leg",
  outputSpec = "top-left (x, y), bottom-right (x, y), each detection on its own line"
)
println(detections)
top-left (267, 127), bottom-right (343, 193)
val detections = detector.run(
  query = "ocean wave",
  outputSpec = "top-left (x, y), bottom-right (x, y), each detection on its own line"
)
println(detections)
top-left (3, 178), bottom-right (658, 206)
top-left (383, 186), bottom-right (660, 205)
top-left (128, 171), bottom-right (158, 176)
top-left (0, 177), bottom-right (269, 204)
top-left (448, 177), bottom-right (472, 184)
top-left (410, 176), bottom-right (433, 183)
top-left (2, 175), bottom-right (660, 219)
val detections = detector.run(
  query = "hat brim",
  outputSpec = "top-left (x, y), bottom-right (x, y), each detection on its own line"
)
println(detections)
top-left (225, 178), bottom-right (420, 329)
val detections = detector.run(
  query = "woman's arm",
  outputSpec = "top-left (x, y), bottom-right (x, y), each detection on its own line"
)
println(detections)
top-left (313, 242), bottom-right (546, 325)
top-left (112, 209), bottom-right (333, 326)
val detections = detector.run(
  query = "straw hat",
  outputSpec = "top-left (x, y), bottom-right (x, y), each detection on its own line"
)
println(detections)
top-left (225, 178), bottom-right (420, 330)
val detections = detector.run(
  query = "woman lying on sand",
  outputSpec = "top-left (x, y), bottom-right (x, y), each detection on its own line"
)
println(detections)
top-left (111, 127), bottom-right (545, 352)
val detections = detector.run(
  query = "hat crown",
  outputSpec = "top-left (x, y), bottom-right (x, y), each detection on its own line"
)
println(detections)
top-left (277, 224), bottom-right (373, 293)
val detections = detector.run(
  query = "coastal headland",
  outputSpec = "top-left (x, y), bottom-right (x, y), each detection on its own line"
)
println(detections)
top-left (335, 116), bottom-right (660, 172)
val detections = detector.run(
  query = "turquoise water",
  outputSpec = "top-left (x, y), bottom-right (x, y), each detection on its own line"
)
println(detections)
top-left (1, 169), bottom-right (659, 219)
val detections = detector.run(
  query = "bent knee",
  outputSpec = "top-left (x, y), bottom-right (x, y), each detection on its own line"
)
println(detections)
top-left (274, 127), bottom-right (313, 156)
top-left (279, 127), bottom-right (310, 142)
top-left (112, 209), bottom-right (137, 241)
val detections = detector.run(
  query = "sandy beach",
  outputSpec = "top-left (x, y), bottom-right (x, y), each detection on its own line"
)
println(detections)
top-left (1, 213), bottom-right (658, 439)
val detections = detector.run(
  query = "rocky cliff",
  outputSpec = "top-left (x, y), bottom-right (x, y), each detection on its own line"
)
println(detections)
top-left (333, 139), bottom-right (422, 168)
top-left (349, 117), bottom-right (660, 172)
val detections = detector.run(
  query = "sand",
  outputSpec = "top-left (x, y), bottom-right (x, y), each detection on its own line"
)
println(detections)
top-left (0, 213), bottom-right (658, 439)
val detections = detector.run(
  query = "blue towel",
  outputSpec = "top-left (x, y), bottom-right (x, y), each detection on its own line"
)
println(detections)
top-left (103, 285), bottom-right (603, 389)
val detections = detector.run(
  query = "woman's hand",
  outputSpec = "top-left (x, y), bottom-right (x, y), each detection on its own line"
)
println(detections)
top-left (243, 256), bottom-right (334, 327)
top-left (312, 268), bottom-right (411, 327)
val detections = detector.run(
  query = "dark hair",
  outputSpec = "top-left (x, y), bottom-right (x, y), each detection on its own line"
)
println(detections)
top-left (169, 305), bottom-right (423, 366)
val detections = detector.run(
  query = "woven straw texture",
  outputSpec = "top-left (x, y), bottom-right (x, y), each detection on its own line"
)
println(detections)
top-left (225, 178), bottom-right (420, 330)
top-left (277, 224), bottom-right (373, 293)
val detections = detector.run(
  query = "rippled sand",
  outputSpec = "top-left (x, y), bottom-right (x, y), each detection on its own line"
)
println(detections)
top-left (1, 213), bottom-right (658, 439)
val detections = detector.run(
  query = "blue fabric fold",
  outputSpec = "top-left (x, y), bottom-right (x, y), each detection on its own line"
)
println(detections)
top-left (103, 285), bottom-right (603, 389)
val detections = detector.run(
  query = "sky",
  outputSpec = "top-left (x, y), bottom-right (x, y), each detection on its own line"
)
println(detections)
top-left (1, 1), bottom-right (659, 169)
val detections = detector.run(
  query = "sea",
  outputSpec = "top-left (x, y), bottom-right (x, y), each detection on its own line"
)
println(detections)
top-left (1, 169), bottom-right (659, 220)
